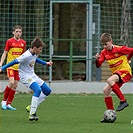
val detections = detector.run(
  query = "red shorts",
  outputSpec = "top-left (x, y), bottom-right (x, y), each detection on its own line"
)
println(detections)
top-left (115, 70), bottom-right (132, 87)
top-left (7, 69), bottom-right (20, 81)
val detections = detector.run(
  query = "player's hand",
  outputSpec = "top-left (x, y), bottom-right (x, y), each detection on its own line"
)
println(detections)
top-left (95, 53), bottom-right (100, 60)
top-left (128, 60), bottom-right (131, 64)
top-left (46, 61), bottom-right (53, 66)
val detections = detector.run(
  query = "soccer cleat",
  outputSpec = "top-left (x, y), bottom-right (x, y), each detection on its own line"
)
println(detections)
top-left (116, 101), bottom-right (129, 111)
top-left (131, 120), bottom-right (133, 124)
top-left (101, 119), bottom-right (107, 123)
top-left (26, 105), bottom-right (30, 113)
top-left (1, 101), bottom-right (7, 110)
top-left (29, 113), bottom-right (39, 121)
top-left (7, 105), bottom-right (16, 110)
top-left (1, 105), bottom-right (7, 110)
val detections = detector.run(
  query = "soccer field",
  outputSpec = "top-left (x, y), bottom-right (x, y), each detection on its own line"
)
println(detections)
top-left (0, 93), bottom-right (133, 133)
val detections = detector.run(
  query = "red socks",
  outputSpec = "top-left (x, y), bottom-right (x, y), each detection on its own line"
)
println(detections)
top-left (3, 86), bottom-right (16, 105)
top-left (111, 83), bottom-right (126, 102)
top-left (6, 89), bottom-right (16, 105)
top-left (104, 83), bottom-right (126, 110)
top-left (3, 86), bottom-right (11, 101)
top-left (104, 96), bottom-right (114, 110)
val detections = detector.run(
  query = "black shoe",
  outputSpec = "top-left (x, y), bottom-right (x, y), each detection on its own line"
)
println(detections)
top-left (29, 113), bottom-right (39, 121)
top-left (116, 101), bottom-right (129, 111)
top-left (101, 119), bottom-right (107, 123)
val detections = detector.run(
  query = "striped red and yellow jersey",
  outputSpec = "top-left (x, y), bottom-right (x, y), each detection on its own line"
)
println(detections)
top-left (96, 45), bottom-right (133, 75)
top-left (5, 37), bottom-right (26, 70)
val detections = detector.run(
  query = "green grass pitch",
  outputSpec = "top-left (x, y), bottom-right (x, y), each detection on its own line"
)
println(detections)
top-left (0, 93), bottom-right (133, 133)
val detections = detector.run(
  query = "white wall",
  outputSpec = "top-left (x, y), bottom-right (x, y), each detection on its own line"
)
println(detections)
top-left (0, 80), bottom-right (133, 94)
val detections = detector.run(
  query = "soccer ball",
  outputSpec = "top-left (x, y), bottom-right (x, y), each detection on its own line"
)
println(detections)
top-left (104, 110), bottom-right (116, 123)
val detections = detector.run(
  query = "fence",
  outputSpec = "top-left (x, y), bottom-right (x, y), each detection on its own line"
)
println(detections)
top-left (0, 0), bottom-right (133, 82)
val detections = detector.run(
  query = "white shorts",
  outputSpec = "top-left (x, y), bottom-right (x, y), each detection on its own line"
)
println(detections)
top-left (20, 73), bottom-right (44, 88)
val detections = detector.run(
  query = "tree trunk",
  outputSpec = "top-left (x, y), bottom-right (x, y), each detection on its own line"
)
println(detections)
top-left (120, 0), bottom-right (131, 46)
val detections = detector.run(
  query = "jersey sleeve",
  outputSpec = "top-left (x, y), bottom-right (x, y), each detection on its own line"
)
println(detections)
top-left (116, 45), bottom-right (133, 55)
top-left (95, 51), bottom-right (105, 68)
top-left (115, 46), bottom-right (133, 60)
top-left (4, 39), bottom-right (11, 51)
top-left (36, 58), bottom-right (47, 65)
top-left (127, 50), bottom-right (133, 60)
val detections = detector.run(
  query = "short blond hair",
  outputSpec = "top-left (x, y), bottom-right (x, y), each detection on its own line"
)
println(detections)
top-left (100, 33), bottom-right (112, 44)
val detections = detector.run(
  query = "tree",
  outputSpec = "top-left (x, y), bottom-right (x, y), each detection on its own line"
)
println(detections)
top-left (120, 0), bottom-right (131, 46)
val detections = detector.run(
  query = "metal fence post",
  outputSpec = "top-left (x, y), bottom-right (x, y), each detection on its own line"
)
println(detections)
top-left (69, 40), bottom-right (73, 80)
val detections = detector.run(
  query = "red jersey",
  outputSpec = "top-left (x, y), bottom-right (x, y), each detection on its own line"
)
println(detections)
top-left (5, 37), bottom-right (26, 70)
top-left (96, 45), bottom-right (133, 75)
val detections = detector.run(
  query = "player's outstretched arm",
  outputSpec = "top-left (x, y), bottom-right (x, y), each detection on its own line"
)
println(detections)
top-left (0, 59), bottom-right (19, 71)
top-left (36, 58), bottom-right (47, 65)
top-left (36, 58), bottom-right (53, 66)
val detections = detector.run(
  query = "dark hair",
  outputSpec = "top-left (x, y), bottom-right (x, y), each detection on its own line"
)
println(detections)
top-left (12, 25), bottom-right (22, 31)
top-left (31, 37), bottom-right (45, 48)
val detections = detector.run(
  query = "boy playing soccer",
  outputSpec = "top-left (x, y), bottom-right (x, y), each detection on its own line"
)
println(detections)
top-left (0, 37), bottom-right (52, 121)
top-left (95, 33), bottom-right (133, 122)
top-left (0, 25), bottom-right (26, 110)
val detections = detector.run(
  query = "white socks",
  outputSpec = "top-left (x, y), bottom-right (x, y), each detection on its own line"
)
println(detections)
top-left (30, 92), bottom-right (46, 115)
top-left (37, 92), bottom-right (46, 107)
top-left (30, 96), bottom-right (38, 115)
